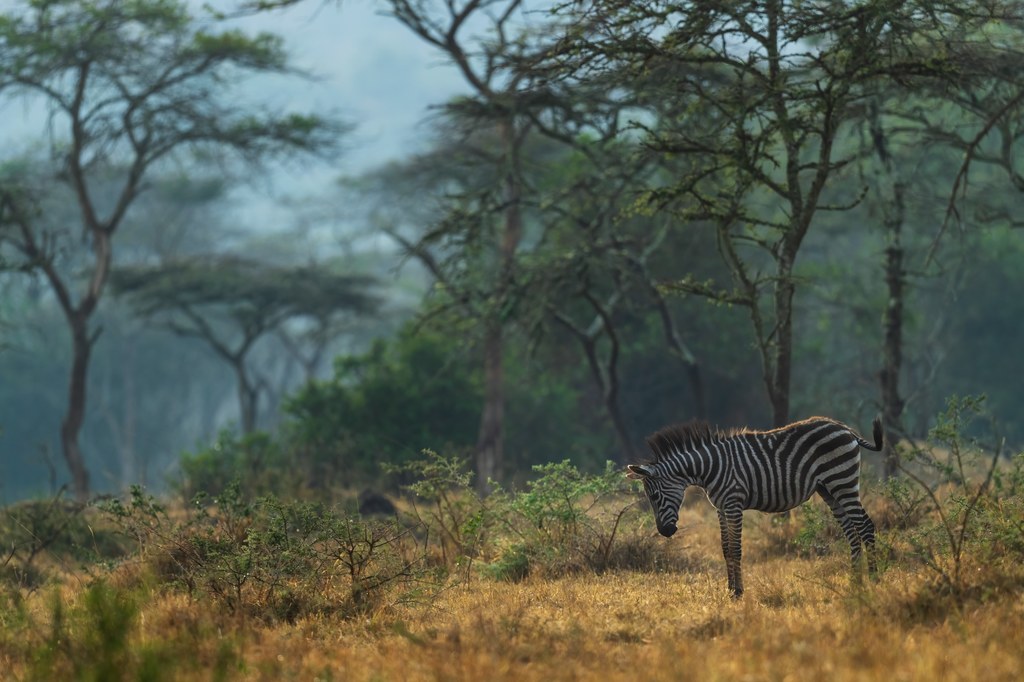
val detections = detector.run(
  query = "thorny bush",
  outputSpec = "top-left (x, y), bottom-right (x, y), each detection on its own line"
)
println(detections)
top-left (99, 482), bottom-right (432, 621)
top-left (888, 395), bottom-right (1024, 604)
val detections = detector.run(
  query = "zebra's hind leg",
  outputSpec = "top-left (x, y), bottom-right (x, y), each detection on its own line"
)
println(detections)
top-left (815, 484), bottom-right (868, 572)
top-left (717, 507), bottom-right (744, 599)
top-left (847, 502), bottom-right (877, 576)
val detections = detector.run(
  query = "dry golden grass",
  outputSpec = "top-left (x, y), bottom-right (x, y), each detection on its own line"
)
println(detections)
top-left (6, 499), bottom-right (1024, 682)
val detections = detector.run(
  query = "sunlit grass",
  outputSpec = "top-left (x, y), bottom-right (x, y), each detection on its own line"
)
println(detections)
top-left (4, 496), bottom-right (1023, 682)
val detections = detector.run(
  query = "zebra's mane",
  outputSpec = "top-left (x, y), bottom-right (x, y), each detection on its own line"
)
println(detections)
top-left (644, 420), bottom-right (748, 463)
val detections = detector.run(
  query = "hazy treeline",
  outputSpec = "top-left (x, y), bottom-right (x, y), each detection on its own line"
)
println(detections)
top-left (3, 0), bottom-right (1024, 500)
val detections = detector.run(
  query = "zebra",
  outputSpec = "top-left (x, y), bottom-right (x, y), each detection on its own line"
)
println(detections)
top-left (627, 415), bottom-right (883, 598)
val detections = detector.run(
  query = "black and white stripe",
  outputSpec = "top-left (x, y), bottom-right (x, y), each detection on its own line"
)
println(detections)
top-left (627, 415), bottom-right (883, 598)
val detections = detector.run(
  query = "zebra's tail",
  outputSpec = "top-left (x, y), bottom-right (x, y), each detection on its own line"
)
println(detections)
top-left (855, 415), bottom-right (884, 451)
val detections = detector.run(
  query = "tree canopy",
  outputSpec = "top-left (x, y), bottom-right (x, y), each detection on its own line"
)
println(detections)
top-left (0, 0), bottom-right (340, 499)
top-left (112, 257), bottom-right (378, 434)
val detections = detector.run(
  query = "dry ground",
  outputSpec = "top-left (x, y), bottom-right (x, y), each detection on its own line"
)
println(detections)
top-left (5, 499), bottom-right (1023, 682)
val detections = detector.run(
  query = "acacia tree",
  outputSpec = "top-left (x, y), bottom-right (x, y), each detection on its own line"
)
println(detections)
top-left (849, 15), bottom-right (1024, 474)
top-left (0, 0), bottom-right (336, 499)
top-left (519, 141), bottom-right (707, 461)
top-left (382, 0), bottom-right (547, 492)
top-left (547, 0), bottom-right (1013, 427)
top-left (112, 258), bottom-right (377, 435)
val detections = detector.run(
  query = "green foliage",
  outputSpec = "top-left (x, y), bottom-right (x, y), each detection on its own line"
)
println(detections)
top-left (95, 485), bottom-right (171, 561)
top-left (189, 29), bottom-right (286, 69)
top-left (385, 451), bottom-right (491, 575)
top-left (112, 259), bottom-right (377, 322)
top-left (330, 514), bottom-right (428, 613)
top-left (28, 582), bottom-right (172, 682)
top-left (100, 483), bottom-right (430, 621)
top-left (285, 328), bottom-right (482, 481)
top-left (177, 430), bottom-right (294, 500)
top-left (938, 229), bottom-right (1024, 444)
top-left (502, 346), bottom-right (620, 472)
top-left (12, 577), bottom-right (243, 682)
top-left (981, 453), bottom-right (1024, 558)
top-left (0, 495), bottom-right (126, 588)
top-left (379, 451), bottom-right (678, 581)
top-left (488, 460), bottom-right (664, 578)
top-left (889, 395), bottom-right (1024, 598)
top-left (792, 501), bottom-right (842, 559)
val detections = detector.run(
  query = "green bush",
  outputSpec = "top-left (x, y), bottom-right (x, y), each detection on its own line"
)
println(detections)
top-left (385, 450), bottom-right (492, 575)
top-left (488, 460), bottom-right (664, 578)
top-left (282, 323), bottom-right (617, 488)
top-left (100, 483), bottom-right (432, 621)
top-left (1, 495), bottom-right (127, 588)
top-left (284, 328), bottom-right (482, 484)
top-left (889, 395), bottom-right (1024, 600)
top-left (792, 500), bottom-right (842, 558)
top-left (27, 582), bottom-right (172, 682)
top-left (383, 451), bottom-right (672, 581)
top-left (177, 430), bottom-right (294, 500)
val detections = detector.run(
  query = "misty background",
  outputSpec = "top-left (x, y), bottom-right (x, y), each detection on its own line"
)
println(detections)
top-left (2, 0), bottom-right (1023, 503)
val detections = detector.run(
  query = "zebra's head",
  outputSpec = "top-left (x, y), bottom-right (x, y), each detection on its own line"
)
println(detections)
top-left (626, 463), bottom-right (685, 538)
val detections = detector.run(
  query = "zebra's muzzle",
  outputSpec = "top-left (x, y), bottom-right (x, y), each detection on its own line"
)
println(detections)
top-left (658, 523), bottom-right (677, 538)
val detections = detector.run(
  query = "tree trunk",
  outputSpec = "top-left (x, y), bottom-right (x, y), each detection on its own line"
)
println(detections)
top-left (121, 343), bottom-right (138, 488)
top-left (770, 270), bottom-right (796, 428)
top-left (881, 182), bottom-right (906, 478)
top-left (580, 324), bottom-right (635, 463)
top-left (62, 317), bottom-right (93, 501)
top-left (236, 363), bottom-right (259, 435)
top-left (476, 322), bottom-right (504, 493)
top-left (603, 381), bottom-right (635, 464)
top-left (649, 287), bottom-right (707, 419)
top-left (474, 117), bottom-right (522, 494)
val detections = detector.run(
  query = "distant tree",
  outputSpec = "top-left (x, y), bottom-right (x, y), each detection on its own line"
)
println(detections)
top-left (112, 257), bottom-right (377, 434)
top-left (0, 180), bottom-right (35, 357)
top-left (925, 23), bottom-right (1024, 241)
top-left (868, 101), bottom-right (910, 479)
top-left (0, 192), bottom-right (23, 271)
top-left (0, 0), bottom-right (338, 499)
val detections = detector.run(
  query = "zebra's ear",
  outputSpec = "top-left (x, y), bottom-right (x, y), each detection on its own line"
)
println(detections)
top-left (626, 464), bottom-right (656, 479)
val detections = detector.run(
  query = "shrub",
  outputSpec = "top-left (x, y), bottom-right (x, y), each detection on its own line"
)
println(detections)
top-left (283, 329), bottom-right (482, 484)
top-left (1, 494), bottom-right (127, 588)
top-left (889, 395), bottom-right (1024, 601)
top-left (99, 483), bottom-right (433, 621)
top-left (385, 450), bottom-right (492, 576)
top-left (792, 499), bottom-right (842, 558)
top-left (27, 582), bottom-right (170, 682)
top-left (177, 430), bottom-right (294, 500)
top-left (489, 460), bottom-right (663, 578)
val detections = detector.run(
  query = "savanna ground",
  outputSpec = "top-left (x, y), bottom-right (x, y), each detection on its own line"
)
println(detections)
top-left (3, 500), bottom-right (1024, 682)
top-left (3, 402), bottom-right (1024, 681)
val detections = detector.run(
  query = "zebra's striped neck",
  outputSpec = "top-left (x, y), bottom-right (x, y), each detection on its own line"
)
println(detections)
top-left (648, 431), bottom-right (732, 490)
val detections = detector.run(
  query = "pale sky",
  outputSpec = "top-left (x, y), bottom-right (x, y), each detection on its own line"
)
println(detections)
top-left (231, 0), bottom-right (468, 175)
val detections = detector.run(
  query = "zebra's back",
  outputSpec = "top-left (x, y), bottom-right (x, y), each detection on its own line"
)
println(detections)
top-left (724, 418), bottom-right (866, 513)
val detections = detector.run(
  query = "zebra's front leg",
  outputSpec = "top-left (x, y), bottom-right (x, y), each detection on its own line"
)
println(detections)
top-left (717, 507), bottom-right (744, 599)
